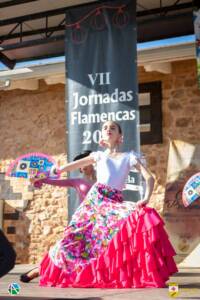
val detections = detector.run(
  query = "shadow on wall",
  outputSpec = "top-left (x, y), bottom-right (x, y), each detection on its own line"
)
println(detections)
top-left (163, 140), bottom-right (200, 265)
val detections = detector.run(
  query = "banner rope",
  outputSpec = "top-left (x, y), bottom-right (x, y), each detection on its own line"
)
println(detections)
top-left (65, 4), bottom-right (128, 28)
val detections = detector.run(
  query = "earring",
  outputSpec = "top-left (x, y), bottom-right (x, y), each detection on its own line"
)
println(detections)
top-left (117, 136), bottom-right (123, 145)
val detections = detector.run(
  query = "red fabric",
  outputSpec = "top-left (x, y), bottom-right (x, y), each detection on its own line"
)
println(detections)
top-left (40, 207), bottom-right (177, 288)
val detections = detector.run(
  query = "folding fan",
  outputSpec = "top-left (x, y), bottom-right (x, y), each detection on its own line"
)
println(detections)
top-left (6, 152), bottom-right (60, 180)
top-left (182, 172), bottom-right (200, 207)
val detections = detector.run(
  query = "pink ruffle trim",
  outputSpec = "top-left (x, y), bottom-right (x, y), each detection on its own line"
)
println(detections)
top-left (39, 207), bottom-right (178, 288)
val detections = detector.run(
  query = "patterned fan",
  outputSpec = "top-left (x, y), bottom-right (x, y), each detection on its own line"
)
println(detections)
top-left (6, 152), bottom-right (60, 180)
top-left (182, 172), bottom-right (200, 207)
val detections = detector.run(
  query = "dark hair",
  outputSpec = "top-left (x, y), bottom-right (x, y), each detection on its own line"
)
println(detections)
top-left (73, 150), bottom-right (92, 161)
top-left (114, 122), bottom-right (122, 134)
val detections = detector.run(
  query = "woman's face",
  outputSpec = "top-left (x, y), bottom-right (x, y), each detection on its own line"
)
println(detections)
top-left (101, 121), bottom-right (121, 145)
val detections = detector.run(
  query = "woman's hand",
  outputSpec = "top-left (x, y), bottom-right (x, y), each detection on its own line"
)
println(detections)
top-left (30, 177), bottom-right (38, 185)
top-left (135, 199), bottom-right (149, 210)
top-left (30, 177), bottom-right (43, 188)
top-left (50, 165), bottom-right (59, 177)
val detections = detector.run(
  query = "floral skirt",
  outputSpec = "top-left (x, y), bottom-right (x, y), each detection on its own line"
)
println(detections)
top-left (40, 183), bottom-right (177, 288)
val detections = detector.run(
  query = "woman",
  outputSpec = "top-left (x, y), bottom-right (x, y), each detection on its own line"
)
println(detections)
top-left (39, 121), bottom-right (177, 288)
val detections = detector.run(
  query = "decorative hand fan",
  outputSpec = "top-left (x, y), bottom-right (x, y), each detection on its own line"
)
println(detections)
top-left (182, 172), bottom-right (200, 207)
top-left (6, 152), bottom-right (60, 180)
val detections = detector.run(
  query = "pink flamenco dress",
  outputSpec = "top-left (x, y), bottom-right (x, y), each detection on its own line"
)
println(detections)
top-left (39, 151), bottom-right (177, 288)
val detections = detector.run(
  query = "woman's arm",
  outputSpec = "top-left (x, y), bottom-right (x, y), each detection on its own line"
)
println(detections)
top-left (134, 160), bottom-right (155, 209)
top-left (33, 178), bottom-right (81, 188)
top-left (58, 156), bottom-right (95, 174)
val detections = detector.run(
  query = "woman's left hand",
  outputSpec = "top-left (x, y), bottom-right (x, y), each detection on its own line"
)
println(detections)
top-left (135, 199), bottom-right (149, 210)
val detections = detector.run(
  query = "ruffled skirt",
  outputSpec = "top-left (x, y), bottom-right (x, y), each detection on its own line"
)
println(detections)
top-left (40, 183), bottom-right (177, 288)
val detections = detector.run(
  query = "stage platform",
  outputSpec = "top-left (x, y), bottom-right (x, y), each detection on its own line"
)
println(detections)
top-left (0, 265), bottom-right (200, 300)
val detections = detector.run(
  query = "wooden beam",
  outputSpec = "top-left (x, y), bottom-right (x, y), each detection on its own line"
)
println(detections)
top-left (0, 52), bottom-right (16, 69)
top-left (0, 0), bottom-right (38, 9)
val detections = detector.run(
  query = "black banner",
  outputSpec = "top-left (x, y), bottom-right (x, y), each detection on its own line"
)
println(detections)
top-left (65, 0), bottom-right (140, 220)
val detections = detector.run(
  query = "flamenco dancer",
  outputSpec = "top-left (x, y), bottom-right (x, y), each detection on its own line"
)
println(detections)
top-left (38, 120), bottom-right (177, 288)
top-left (20, 151), bottom-right (95, 283)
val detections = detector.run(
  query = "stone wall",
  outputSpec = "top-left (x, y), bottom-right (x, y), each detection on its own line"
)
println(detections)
top-left (0, 59), bottom-right (199, 263)
top-left (140, 59), bottom-right (200, 213)
top-left (0, 81), bottom-right (68, 263)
